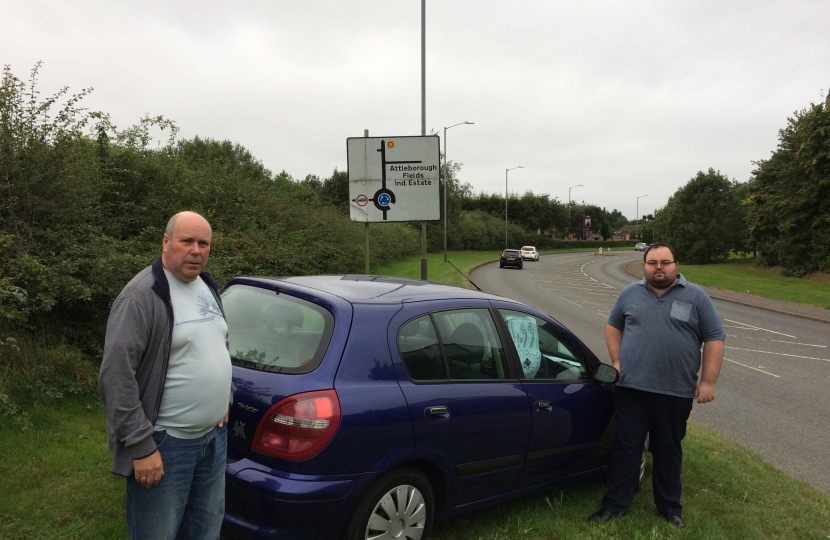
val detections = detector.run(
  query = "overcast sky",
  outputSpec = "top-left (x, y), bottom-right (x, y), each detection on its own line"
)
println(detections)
top-left (3, 0), bottom-right (828, 219)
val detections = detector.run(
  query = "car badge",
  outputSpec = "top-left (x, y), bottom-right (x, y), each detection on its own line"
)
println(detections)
top-left (232, 421), bottom-right (246, 439)
top-left (237, 402), bottom-right (259, 412)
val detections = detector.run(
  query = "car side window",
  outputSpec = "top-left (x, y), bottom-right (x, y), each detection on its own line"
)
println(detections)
top-left (498, 309), bottom-right (588, 381)
top-left (398, 315), bottom-right (447, 381)
top-left (432, 309), bottom-right (509, 380)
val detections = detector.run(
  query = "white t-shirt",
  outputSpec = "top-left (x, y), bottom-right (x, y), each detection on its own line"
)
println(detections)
top-left (155, 270), bottom-right (232, 439)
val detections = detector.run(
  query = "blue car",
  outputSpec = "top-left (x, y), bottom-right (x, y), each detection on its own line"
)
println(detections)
top-left (220, 275), bottom-right (623, 540)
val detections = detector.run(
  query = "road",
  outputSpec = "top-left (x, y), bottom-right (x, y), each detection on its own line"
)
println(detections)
top-left (471, 250), bottom-right (830, 493)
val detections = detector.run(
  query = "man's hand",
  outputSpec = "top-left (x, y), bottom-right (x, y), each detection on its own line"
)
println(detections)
top-left (133, 450), bottom-right (163, 489)
top-left (217, 406), bottom-right (229, 428)
top-left (697, 340), bottom-right (724, 404)
top-left (695, 381), bottom-right (716, 403)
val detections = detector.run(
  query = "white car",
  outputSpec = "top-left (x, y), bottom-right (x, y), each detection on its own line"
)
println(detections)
top-left (520, 246), bottom-right (540, 261)
top-left (634, 243), bottom-right (649, 251)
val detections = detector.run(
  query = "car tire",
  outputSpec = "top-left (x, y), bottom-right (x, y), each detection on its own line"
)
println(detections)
top-left (499, 262), bottom-right (504, 268)
top-left (344, 467), bottom-right (433, 540)
top-left (635, 432), bottom-right (650, 493)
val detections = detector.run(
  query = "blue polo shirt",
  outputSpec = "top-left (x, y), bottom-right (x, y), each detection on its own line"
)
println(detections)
top-left (607, 273), bottom-right (726, 398)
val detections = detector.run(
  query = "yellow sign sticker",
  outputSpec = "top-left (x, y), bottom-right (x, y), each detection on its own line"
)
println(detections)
top-left (387, 141), bottom-right (395, 149)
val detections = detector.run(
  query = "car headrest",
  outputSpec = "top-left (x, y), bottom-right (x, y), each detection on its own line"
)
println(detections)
top-left (448, 323), bottom-right (486, 364)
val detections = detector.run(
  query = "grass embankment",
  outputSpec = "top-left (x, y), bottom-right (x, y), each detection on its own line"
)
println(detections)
top-left (681, 256), bottom-right (830, 309)
top-left (2, 248), bottom-right (829, 539)
top-left (373, 247), bottom-right (598, 288)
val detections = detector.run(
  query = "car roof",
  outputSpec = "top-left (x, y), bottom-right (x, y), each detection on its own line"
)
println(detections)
top-left (224, 275), bottom-right (508, 305)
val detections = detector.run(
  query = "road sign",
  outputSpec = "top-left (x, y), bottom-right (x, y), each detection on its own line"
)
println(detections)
top-left (347, 135), bottom-right (440, 222)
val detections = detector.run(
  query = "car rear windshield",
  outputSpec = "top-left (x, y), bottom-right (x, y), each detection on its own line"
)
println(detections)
top-left (504, 250), bottom-right (519, 255)
top-left (221, 284), bottom-right (334, 374)
top-left (522, 246), bottom-right (534, 251)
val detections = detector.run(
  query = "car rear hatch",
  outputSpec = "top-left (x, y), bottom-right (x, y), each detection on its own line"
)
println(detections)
top-left (220, 278), bottom-right (353, 462)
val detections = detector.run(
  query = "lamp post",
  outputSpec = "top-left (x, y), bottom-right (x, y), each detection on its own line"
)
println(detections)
top-left (505, 166), bottom-right (524, 248)
top-left (636, 194), bottom-right (648, 242)
top-left (443, 121), bottom-right (474, 263)
top-left (568, 184), bottom-right (583, 239)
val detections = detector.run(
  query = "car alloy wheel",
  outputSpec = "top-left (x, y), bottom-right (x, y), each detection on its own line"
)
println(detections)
top-left (346, 467), bottom-right (433, 540)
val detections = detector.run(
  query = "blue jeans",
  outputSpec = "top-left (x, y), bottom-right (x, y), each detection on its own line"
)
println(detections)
top-left (126, 425), bottom-right (227, 540)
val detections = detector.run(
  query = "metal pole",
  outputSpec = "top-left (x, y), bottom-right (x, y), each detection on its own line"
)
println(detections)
top-left (364, 129), bottom-right (370, 274)
top-left (442, 122), bottom-right (473, 263)
top-left (443, 126), bottom-right (447, 263)
top-left (505, 166), bottom-right (523, 248)
top-left (636, 194), bottom-right (648, 243)
top-left (420, 0), bottom-right (427, 280)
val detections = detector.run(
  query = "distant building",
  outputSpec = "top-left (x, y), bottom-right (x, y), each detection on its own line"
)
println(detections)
top-left (613, 225), bottom-right (636, 241)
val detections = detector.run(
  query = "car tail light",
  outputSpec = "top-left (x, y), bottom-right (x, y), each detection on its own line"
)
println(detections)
top-left (251, 390), bottom-right (341, 461)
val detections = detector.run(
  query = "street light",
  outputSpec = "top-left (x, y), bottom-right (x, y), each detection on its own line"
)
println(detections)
top-left (568, 184), bottom-right (583, 239)
top-left (505, 166), bottom-right (524, 248)
top-left (443, 121), bottom-right (474, 263)
top-left (636, 194), bottom-right (648, 242)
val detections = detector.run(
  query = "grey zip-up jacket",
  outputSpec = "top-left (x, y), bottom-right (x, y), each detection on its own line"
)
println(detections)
top-left (99, 257), bottom-right (234, 477)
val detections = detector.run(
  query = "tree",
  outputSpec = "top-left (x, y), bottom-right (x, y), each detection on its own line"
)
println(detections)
top-left (746, 95), bottom-right (830, 275)
top-left (657, 169), bottom-right (747, 264)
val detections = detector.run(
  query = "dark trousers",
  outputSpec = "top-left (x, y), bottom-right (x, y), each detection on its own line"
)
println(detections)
top-left (601, 386), bottom-right (693, 517)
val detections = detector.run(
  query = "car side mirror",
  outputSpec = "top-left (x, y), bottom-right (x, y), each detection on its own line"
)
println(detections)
top-left (594, 363), bottom-right (619, 384)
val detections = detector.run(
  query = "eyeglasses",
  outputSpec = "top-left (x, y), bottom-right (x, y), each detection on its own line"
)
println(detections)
top-left (645, 260), bottom-right (676, 267)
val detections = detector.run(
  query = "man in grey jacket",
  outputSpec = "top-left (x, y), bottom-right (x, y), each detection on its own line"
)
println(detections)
top-left (99, 211), bottom-right (234, 540)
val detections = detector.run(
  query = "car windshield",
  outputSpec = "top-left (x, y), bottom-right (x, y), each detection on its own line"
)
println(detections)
top-left (521, 246), bottom-right (534, 251)
top-left (504, 250), bottom-right (519, 255)
top-left (222, 284), bottom-right (335, 374)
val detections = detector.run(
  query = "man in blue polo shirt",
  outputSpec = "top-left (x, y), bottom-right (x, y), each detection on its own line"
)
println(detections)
top-left (588, 243), bottom-right (725, 529)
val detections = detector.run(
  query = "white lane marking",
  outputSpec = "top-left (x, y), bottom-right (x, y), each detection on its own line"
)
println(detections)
top-left (557, 296), bottom-right (583, 308)
top-left (725, 335), bottom-right (826, 348)
top-left (726, 347), bottom-right (829, 362)
top-left (722, 319), bottom-right (797, 339)
top-left (724, 357), bottom-right (780, 378)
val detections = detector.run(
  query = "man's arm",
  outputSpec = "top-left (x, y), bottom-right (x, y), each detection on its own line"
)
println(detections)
top-left (99, 295), bottom-right (162, 478)
top-left (605, 324), bottom-right (623, 373)
top-left (695, 340), bottom-right (724, 403)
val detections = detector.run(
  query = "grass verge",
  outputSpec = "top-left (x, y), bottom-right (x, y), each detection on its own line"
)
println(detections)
top-left (373, 248), bottom-right (598, 289)
top-left (680, 257), bottom-right (830, 309)
top-left (430, 423), bottom-right (830, 539)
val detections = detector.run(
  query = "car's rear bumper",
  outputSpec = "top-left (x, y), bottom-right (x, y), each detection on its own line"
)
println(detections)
top-left (223, 462), bottom-right (370, 540)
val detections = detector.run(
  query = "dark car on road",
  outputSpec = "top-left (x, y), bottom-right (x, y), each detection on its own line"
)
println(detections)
top-left (220, 275), bottom-right (628, 540)
top-left (499, 249), bottom-right (523, 269)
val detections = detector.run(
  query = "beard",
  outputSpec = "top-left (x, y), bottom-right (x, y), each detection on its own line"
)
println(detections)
top-left (646, 271), bottom-right (674, 289)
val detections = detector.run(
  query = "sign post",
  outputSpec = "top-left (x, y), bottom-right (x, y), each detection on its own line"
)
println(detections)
top-left (347, 135), bottom-right (440, 278)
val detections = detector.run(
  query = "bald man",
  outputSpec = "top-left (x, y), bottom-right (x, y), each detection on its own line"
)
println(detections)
top-left (100, 211), bottom-right (234, 539)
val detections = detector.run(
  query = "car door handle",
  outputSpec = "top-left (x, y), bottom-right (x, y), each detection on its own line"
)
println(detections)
top-left (536, 401), bottom-right (552, 411)
top-left (424, 406), bottom-right (450, 423)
